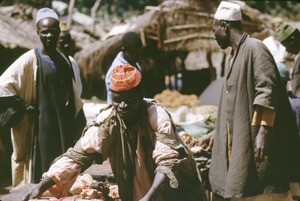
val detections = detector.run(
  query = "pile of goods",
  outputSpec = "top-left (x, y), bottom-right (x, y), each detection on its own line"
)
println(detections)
top-left (23, 174), bottom-right (119, 201)
top-left (170, 105), bottom-right (217, 125)
top-left (69, 174), bottom-right (119, 200)
top-left (178, 129), bottom-right (212, 191)
top-left (154, 90), bottom-right (199, 108)
top-left (168, 104), bottom-right (217, 191)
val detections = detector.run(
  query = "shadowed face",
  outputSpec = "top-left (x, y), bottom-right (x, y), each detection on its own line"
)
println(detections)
top-left (281, 37), bottom-right (299, 54)
top-left (124, 45), bottom-right (143, 65)
top-left (213, 19), bottom-right (230, 49)
top-left (111, 87), bottom-right (143, 122)
top-left (37, 18), bottom-right (60, 52)
top-left (58, 30), bottom-right (72, 56)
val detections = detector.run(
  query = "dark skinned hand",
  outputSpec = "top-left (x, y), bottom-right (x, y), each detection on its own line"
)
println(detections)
top-left (199, 129), bottom-right (215, 151)
top-left (139, 172), bottom-right (166, 201)
top-left (254, 125), bottom-right (271, 162)
top-left (22, 177), bottom-right (55, 201)
top-left (22, 185), bottom-right (43, 201)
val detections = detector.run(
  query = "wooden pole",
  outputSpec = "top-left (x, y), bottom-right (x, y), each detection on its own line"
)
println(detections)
top-left (91, 0), bottom-right (101, 33)
top-left (67, 0), bottom-right (75, 29)
top-left (157, 6), bottom-right (163, 49)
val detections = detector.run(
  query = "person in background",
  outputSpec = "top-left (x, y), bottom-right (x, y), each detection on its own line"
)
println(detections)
top-left (23, 64), bottom-right (207, 201)
top-left (207, 1), bottom-right (294, 200)
top-left (277, 64), bottom-right (300, 135)
top-left (277, 63), bottom-right (300, 200)
top-left (262, 17), bottom-right (287, 64)
top-left (57, 21), bottom-right (86, 142)
top-left (275, 23), bottom-right (300, 97)
top-left (0, 8), bottom-right (85, 187)
top-left (57, 21), bottom-right (83, 97)
top-left (105, 31), bottom-right (143, 103)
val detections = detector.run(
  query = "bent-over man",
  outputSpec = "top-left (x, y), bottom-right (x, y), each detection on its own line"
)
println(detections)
top-left (23, 65), bottom-right (207, 201)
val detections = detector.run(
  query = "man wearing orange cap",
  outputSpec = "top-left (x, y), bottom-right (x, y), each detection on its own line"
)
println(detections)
top-left (105, 32), bottom-right (143, 103)
top-left (23, 64), bottom-right (207, 201)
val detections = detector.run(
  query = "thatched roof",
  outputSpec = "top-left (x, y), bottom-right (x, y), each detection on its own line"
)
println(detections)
top-left (0, 4), bottom-right (40, 49)
top-left (0, 1), bottom-right (284, 98)
top-left (74, 0), bottom-right (275, 73)
top-left (140, 0), bottom-right (272, 52)
top-left (72, 0), bottom-right (276, 98)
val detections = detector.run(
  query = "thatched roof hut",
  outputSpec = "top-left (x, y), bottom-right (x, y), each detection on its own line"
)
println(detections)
top-left (141, 0), bottom-right (272, 52)
top-left (74, 0), bottom-right (274, 98)
top-left (0, 4), bottom-right (40, 74)
top-left (0, 4), bottom-right (39, 49)
top-left (0, 1), bottom-right (280, 99)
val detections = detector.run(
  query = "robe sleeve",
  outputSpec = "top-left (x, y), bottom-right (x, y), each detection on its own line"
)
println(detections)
top-left (0, 50), bottom-right (36, 100)
top-left (43, 156), bottom-right (81, 198)
top-left (252, 42), bottom-right (280, 112)
top-left (148, 105), bottom-right (179, 164)
top-left (148, 104), bottom-right (197, 189)
top-left (43, 124), bottom-right (103, 198)
top-left (252, 105), bottom-right (276, 127)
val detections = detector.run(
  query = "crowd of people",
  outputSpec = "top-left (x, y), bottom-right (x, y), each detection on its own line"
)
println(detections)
top-left (0, 1), bottom-right (299, 201)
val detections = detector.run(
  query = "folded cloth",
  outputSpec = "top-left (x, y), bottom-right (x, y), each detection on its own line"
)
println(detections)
top-left (0, 95), bottom-right (27, 129)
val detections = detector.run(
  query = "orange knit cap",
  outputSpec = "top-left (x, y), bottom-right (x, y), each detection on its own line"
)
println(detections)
top-left (110, 64), bottom-right (142, 91)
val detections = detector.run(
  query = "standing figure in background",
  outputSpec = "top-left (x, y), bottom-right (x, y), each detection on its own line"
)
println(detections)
top-left (0, 8), bottom-right (84, 187)
top-left (262, 17), bottom-right (287, 64)
top-left (57, 20), bottom-right (87, 146)
top-left (57, 21), bottom-right (83, 97)
top-left (276, 24), bottom-right (300, 97)
top-left (105, 31), bottom-right (143, 103)
top-left (209, 1), bottom-right (293, 200)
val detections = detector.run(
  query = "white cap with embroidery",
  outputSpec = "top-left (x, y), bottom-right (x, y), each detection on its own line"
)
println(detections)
top-left (214, 1), bottom-right (242, 21)
top-left (36, 8), bottom-right (59, 25)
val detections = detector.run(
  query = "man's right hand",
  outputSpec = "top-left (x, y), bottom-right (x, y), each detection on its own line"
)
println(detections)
top-left (22, 177), bottom-right (55, 201)
top-left (22, 185), bottom-right (43, 201)
top-left (199, 129), bottom-right (215, 151)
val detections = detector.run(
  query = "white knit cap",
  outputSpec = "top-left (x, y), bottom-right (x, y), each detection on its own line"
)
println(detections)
top-left (36, 8), bottom-right (59, 25)
top-left (214, 1), bottom-right (242, 21)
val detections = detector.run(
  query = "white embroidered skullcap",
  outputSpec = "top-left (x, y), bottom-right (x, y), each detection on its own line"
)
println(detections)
top-left (214, 1), bottom-right (242, 21)
top-left (36, 8), bottom-right (59, 25)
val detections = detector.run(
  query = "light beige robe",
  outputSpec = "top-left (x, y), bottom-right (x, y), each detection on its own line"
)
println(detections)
top-left (0, 49), bottom-right (83, 187)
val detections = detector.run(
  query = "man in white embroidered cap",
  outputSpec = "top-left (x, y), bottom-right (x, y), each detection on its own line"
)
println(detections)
top-left (200, 1), bottom-right (296, 200)
top-left (0, 8), bottom-right (85, 187)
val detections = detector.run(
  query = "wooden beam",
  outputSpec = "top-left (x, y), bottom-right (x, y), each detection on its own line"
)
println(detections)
top-left (163, 33), bottom-right (213, 44)
top-left (167, 24), bottom-right (210, 31)
top-left (145, 5), bottom-right (171, 12)
top-left (146, 35), bottom-right (158, 40)
top-left (177, 11), bottom-right (214, 18)
top-left (139, 28), bottom-right (146, 47)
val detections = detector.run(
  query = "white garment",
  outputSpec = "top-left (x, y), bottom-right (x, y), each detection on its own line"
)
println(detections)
top-left (69, 56), bottom-right (83, 96)
top-left (263, 36), bottom-right (287, 64)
